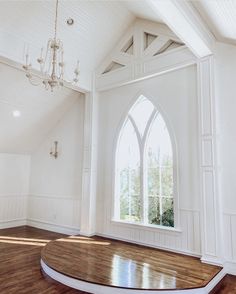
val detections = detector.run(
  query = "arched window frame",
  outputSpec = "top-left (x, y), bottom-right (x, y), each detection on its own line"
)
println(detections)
top-left (113, 94), bottom-right (179, 231)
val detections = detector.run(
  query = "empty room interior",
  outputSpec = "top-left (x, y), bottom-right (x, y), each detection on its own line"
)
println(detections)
top-left (1, 0), bottom-right (236, 293)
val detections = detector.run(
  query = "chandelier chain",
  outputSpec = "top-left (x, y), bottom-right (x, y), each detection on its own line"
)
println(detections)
top-left (54, 0), bottom-right (59, 40)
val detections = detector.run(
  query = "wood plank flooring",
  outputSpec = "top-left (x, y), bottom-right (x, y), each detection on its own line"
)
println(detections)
top-left (42, 235), bottom-right (222, 290)
top-left (3, 226), bottom-right (236, 293)
top-left (0, 226), bottom-right (88, 294)
top-left (210, 274), bottom-right (236, 293)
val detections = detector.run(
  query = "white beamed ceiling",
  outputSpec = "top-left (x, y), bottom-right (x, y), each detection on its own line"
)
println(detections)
top-left (0, 62), bottom-right (80, 154)
top-left (0, 0), bottom-right (135, 90)
top-left (1, 0), bottom-right (236, 154)
top-left (192, 0), bottom-right (236, 44)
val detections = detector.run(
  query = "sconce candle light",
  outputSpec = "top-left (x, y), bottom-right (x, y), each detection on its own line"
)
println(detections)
top-left (50, 141), bottom-right (58, 159)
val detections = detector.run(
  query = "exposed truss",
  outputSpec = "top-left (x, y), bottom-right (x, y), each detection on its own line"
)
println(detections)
top-left (96, 19), bottom-right (196, 90)
top-left (98, 19), bottom-right (184, 76)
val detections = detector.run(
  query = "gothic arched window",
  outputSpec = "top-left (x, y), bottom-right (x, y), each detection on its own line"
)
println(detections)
top-left (115, 96), bottom-right (175, 228)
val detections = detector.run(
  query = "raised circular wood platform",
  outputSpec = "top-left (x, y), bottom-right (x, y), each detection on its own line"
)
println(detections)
top-left (41, 235), bottom-right (223, 293)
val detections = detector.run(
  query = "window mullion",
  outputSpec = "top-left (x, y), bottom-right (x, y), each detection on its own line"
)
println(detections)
top-left (140, 151), bottom-right (145, 224)
top-left (142, 149), bottom-right (148, 225)
top-left (128, 115), bottom-right (144, 223)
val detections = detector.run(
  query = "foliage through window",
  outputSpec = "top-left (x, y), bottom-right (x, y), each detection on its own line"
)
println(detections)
top-left (115, 96), bottom-right (174, 228)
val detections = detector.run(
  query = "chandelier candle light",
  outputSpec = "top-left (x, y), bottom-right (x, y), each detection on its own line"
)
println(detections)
top-left (23, 0), bottom-right (79, 92)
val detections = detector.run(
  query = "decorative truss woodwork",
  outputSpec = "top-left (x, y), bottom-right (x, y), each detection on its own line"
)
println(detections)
top-left (98, 20), bottom-right (184, 76)
top-left (96, 19), bottom-right (195, 90)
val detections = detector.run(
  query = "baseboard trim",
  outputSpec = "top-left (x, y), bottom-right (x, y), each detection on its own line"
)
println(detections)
top-left (96, 232), bottom-right (201, 258)
top-left (224, 261), bottom-right (236, 275)
top-left (26, 219), bottom-right (80, 235)
top-left (80, 231), bottom-right (96, 237)
top-left (0, 219), bottom-right (27, 229)
top-left (201, 257), bottom-right (224, 267)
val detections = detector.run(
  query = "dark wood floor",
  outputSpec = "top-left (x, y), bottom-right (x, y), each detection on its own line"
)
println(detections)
top-left (1, 226), bottom-right (236, 293)
top-left (42, 234), bottom-right (221, 290)
top-left (211, 274), bottom-right (236, 293)
top-left (0, 226), bottom-right (88, 294)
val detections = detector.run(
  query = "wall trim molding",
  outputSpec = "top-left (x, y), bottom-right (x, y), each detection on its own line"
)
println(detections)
top-left (201, 257), bottom-right (224, 267)
top-left (224, 261), bottom-right (236, 275)
top-left (0, 218), bottom-right (80, 235)
top-left (223, 211), bottom-right (236, 216)
top-left (0, 219), bottom-right (27, 229)
top-left (26, 219), bottom-right (80, 235)
top-left (0, 194), bottom-right (28, 198)
top-left (197, 56), bottom-right (222, 264)
top-left (29, 194), bottom-right (80, 200)
top-left (96, 55), bottom-right (196, 92)
top-left (110, 220), bottom-right (182, 235)
top-left (96, 232), bottom-right (201, 258)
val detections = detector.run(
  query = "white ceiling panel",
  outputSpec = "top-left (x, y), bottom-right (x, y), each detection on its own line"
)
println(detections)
top-left (0, 0), bottom-right (135, 83)
top-left (0, 62), bottom-right (81, 154)
top-left (122, 0), bottom-right (163, 23)
top-left (192, 0), bottom-right (236, 44)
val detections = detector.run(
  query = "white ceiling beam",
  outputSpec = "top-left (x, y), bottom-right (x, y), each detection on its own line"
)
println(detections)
top-left (0, 55), bottom-right (89, 93)
top-left (146, 0), bottom-right (215, 58)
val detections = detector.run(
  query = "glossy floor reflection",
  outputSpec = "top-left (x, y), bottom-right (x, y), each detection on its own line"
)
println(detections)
top-left (0, 226), bottom-right (87, 294)
top-left (42, 235), bottom-right (222, 290)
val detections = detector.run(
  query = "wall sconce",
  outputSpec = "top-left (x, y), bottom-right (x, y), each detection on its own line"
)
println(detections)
top-left (50, 141), bottom-right (58, 159)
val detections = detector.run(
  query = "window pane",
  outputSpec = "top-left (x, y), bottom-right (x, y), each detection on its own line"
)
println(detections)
top-left (131, 195), bottom-right (141, 222)
top-left (148, 167), bottom-right (160, 196)
top-left (162, 166), bottom-right (173, 197)
top-left (148, 196), bottom-right (160, 225)
top-left (146, 113), bottom-right (173, 167)
top-left (146, 112), bottom-right (174, 227)
top-left (129, 96), bottom-right (154, 137)
top-left (161, 197), bottom-right (174, 227)
top-left (117, 119), bottom-right (141, 222)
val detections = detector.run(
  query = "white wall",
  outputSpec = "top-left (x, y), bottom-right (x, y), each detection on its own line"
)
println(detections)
top-left (28, 97), bottom-right (84, 235)
top-left (215, 42), bottom-right (236, 271)
top-left (0, 153), bottom-right (30, 228)
top-left (96, 65), bottom-right (201, 255)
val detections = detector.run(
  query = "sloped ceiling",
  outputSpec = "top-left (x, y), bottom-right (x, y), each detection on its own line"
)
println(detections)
top-left (122, 1), bottom-right (163, 23)
top-left (0, 62), bottom-right (80, 154)
top-left (2, 0), bottom-right (234, 154)
top-left (192, 0), bottom-right (236, 44)
top-left (0, 0), bottom-right (135, 88)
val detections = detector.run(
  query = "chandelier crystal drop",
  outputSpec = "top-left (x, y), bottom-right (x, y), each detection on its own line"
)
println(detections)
top-left (23, 0), bottom-right (79, 92)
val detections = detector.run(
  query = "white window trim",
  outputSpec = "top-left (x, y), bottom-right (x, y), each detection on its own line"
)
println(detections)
top-left (112, 93), bottom-right (180, 232)
top-left (111, 219), bottom-right (182, 234)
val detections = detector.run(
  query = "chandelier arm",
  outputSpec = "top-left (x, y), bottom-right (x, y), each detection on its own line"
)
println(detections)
top-left (27, 75), bottom-right (43, 86)
top-left (43, 39), bottom-right (51, 74)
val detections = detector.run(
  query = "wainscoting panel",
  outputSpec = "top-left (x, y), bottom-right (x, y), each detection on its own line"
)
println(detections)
top-left (0, 194), bottom-right (27, 227)
top-left (222, 213), bottom-right (236, 274)
top-left (99, 209), bottom-right (201, 256)
top-left (223, 213), bottom-right (236, 262)
top-left (27, 195), bottom-right (80, 235)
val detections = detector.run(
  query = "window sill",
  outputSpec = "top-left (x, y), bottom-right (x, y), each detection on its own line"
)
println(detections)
top-left (111, 219), bottom-right (182, 234)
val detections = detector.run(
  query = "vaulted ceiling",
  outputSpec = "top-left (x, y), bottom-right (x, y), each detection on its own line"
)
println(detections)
top-left (0, 62), bottom-right (79, 154)
top-left (192, 0), bottom-right (236, 45)
top-left (0, 0), bottom-right (135, 90)
top-left (0, 0), bottom-right (236, 154)
top-left (0, 0), bottom-right (235, 83)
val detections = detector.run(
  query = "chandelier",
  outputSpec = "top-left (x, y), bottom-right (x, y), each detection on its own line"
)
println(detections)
top-left (22, 0), bottom-right (79, 92)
